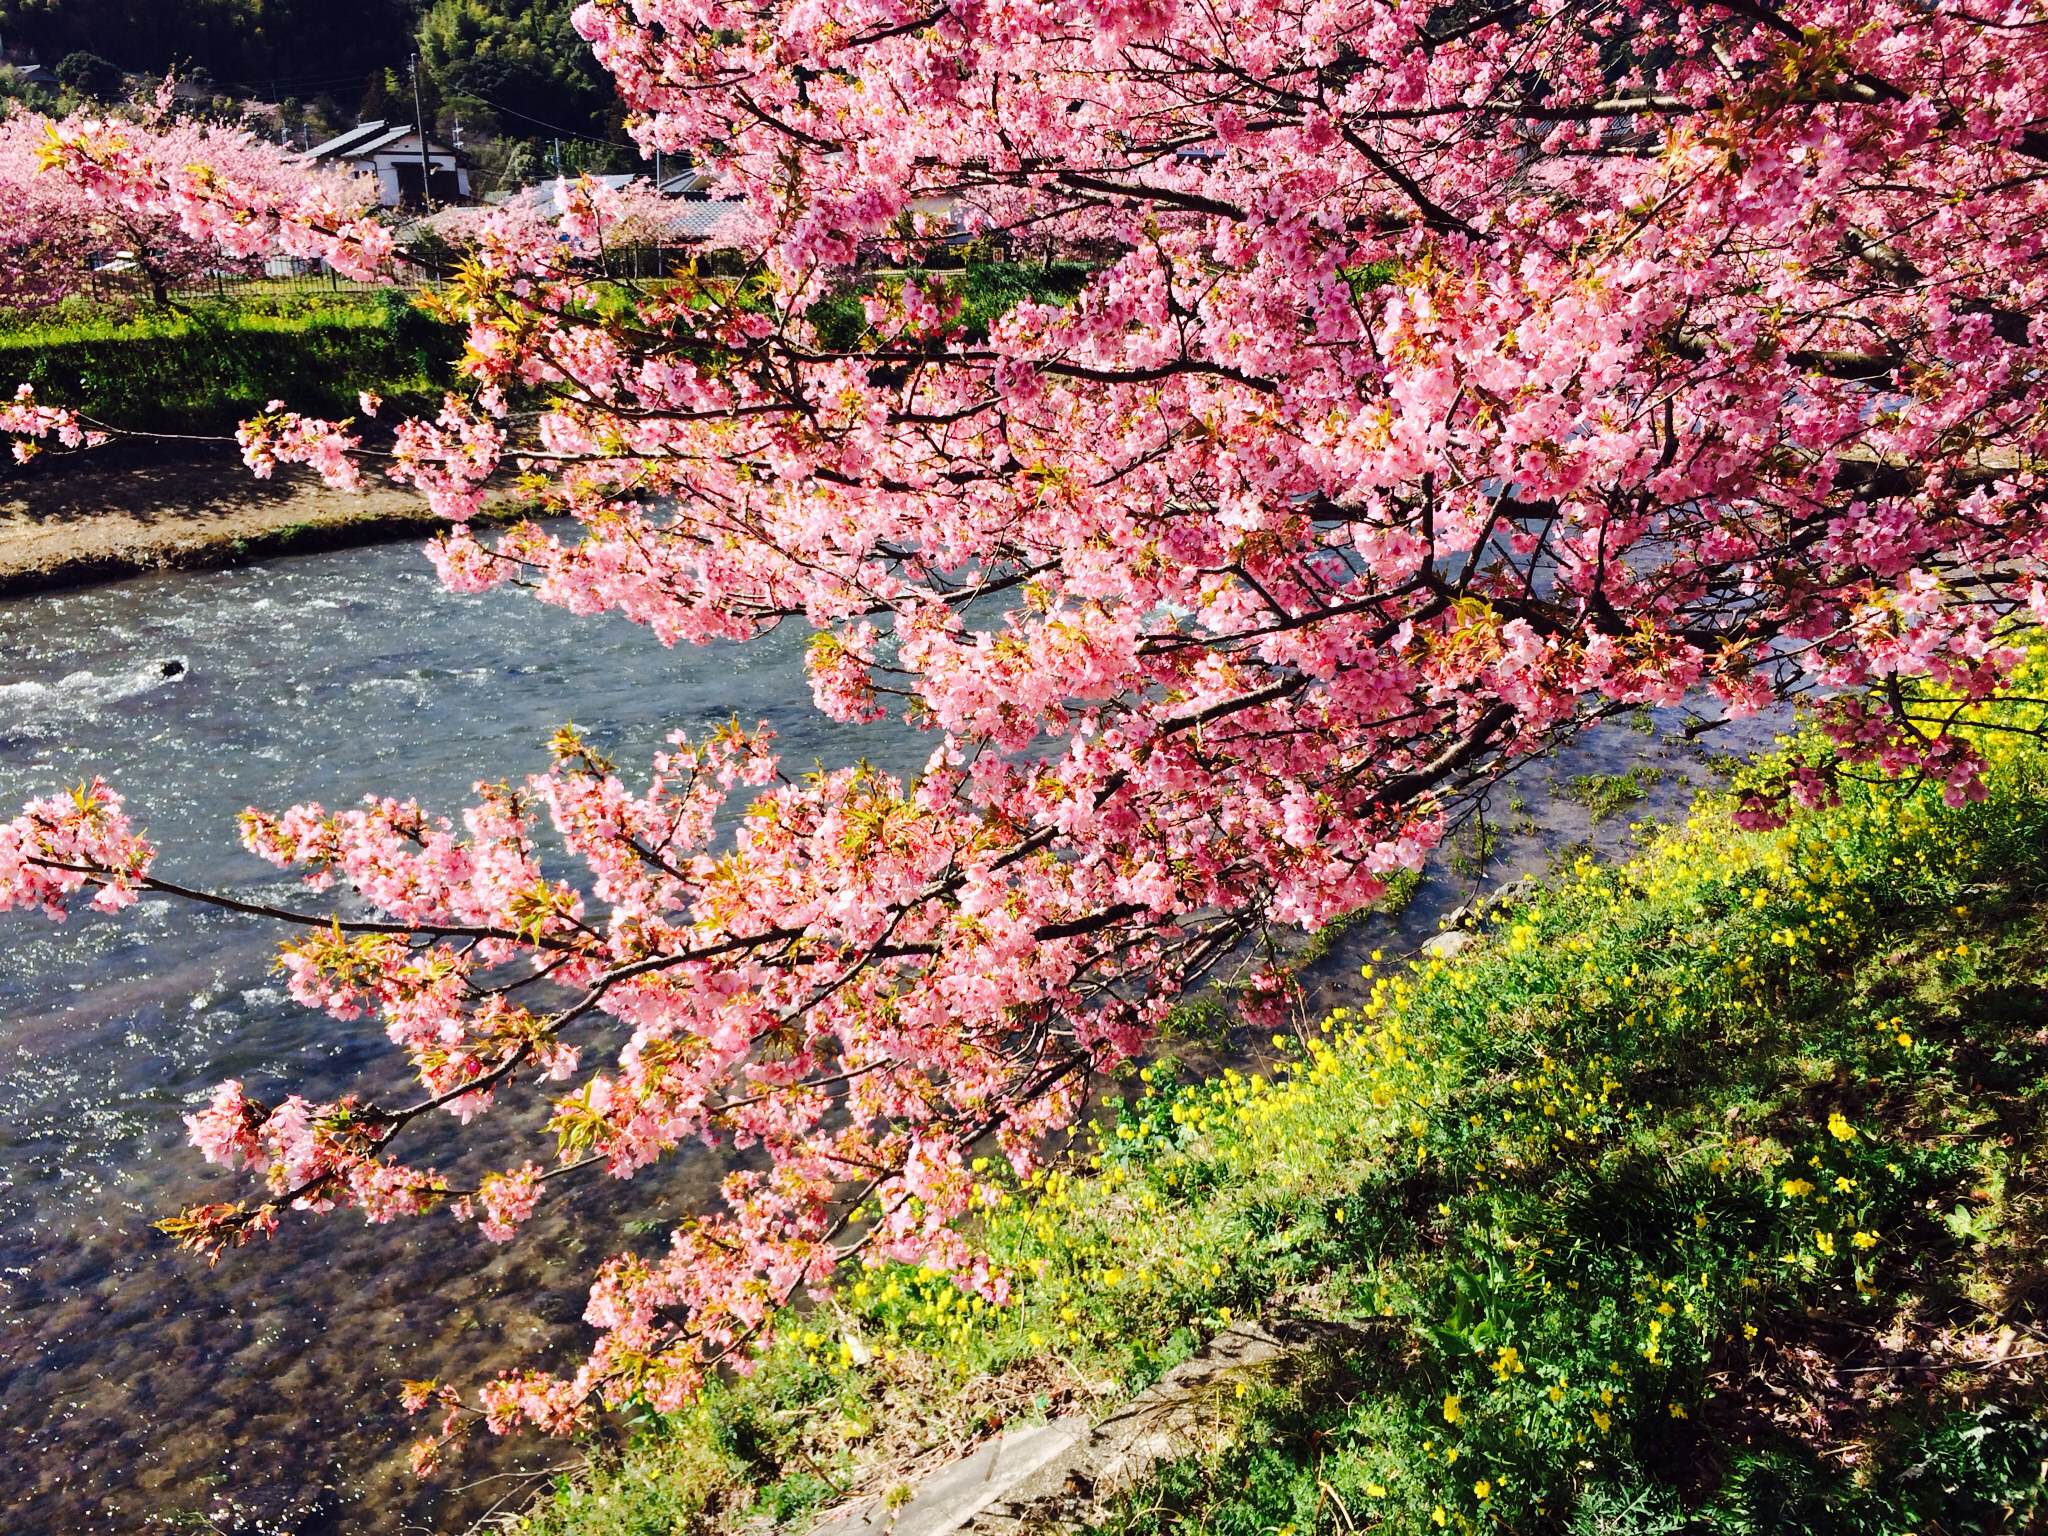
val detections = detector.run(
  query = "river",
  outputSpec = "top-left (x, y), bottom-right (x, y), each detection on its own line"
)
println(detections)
top-left (0, 536), bottom-right (1770, 1532)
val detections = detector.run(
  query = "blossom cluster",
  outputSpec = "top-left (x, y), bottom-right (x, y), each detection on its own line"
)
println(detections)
top-left (0, 96), bottom-right (371, 308)
top-left (0, 778), bottom-right (154, 918)
top-left (3, 0), bottom-right (2048, 1461)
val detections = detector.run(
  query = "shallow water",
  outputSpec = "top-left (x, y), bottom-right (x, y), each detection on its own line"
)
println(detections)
top-left (0, 543), bottom-right (931, 1533)
top-left (0, 539), bottom-right (1782, 1532)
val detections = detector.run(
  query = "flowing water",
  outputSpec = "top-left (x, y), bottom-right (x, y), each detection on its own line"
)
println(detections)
top-left (0, 536), bottom-right (1777, 1533)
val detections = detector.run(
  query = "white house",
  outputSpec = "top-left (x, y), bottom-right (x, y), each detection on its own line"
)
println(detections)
top-left (298, 120), bottom-right (471, 210)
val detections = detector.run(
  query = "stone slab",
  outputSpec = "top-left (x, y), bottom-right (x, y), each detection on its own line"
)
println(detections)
top-left (804, 1318), bottom-right (1376, 1536)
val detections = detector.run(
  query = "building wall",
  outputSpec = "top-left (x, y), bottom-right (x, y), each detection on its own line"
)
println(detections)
top-left (355, 152), bottom-right (470, 209)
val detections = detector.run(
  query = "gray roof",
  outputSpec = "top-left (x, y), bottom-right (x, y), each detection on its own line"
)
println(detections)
top-left (300, 121), bottom-right (461, 165)
top-left (491, 179), bottom-right (746, 240)
top-left (657, 167), bottom-right (710, 197)
top-left (507, 174), bottom-right (636, 218)
top-left (670, 200), bottom-right (747, 239)
top-left (299, 119), bottom-right (388, 160)
top-left (341, 123), bottom-right (421, 160)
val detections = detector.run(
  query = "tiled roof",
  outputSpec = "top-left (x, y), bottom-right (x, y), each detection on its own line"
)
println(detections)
top-left (342, 124), bottom-right (420, 160)
top-left (300, 122), bottom-right (461, 164)
top-left (669, 200), bottom-right (748, 239)
top-left (299, 120), bottom-right (388, 160)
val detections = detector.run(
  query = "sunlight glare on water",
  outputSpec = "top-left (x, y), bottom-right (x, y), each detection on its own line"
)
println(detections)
top-left (0, 537), bottom-right (923, 1533)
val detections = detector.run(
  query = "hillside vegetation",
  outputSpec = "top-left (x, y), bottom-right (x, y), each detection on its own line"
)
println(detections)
top-left (514, 669), bottom-right (2048, 1536)
top-left (0, 0), bottom-right (622, 176)
top-left (0, 290), bottom-right (459, 436)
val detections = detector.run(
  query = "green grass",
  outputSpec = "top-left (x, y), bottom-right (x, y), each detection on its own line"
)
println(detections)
top-left (1562, 764), bottom-right (1667, 822)
top-left (508, 668), bottom-right (2048, 1534)
top-left (512, 1413), bottom-right (746, 1536)
top-left (0, 263), bottom-right (1099, 440)
top-left (798, 257), bottom-right (1399, 355)
top-left (0, 289), bottom-right (460, 435)
top-left (1447, 816), bottom-right (1503, 877)
top-left (806, 260), bottom-right (1103, 351)
top-left (0, 282), bottom-right (412, 341)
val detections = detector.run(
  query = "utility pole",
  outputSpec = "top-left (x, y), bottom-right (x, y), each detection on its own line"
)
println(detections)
top-left (410, 53), bottom-right (434, 211)
top-left (653, 147), bottom-right (665, 276)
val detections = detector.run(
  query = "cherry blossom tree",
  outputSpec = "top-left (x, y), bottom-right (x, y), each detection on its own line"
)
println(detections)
top-left (410, 173), bottom-right (760, 274)
top-left (0, 116), bottom-right (86, 310)
top-left (0, 100), bottom-right (369, 308)
top-left (6, 0), bottom-right (2048, 1465)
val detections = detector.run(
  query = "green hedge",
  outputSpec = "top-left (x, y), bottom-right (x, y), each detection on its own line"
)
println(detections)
top-left (0, 292), bottom-right (462, 435)
top-left (807, 259), bottom-right (1102, 350)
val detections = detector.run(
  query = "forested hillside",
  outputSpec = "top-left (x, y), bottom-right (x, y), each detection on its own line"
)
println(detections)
top-left (414, 0), bottom-right (614, 149)
top-left (0, 0), bottom-right (618, 154)
top-left (0, 0), bottom-right (418, 92)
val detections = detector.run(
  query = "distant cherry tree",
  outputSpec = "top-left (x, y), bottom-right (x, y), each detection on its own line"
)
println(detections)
top-left (4, 0), bottom-right (2047, 1468)
top-left (0, 98), bottom-right (368, 308)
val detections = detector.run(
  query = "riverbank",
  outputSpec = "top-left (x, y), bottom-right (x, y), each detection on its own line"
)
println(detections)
top-left (0, 538), bottom-right (1772, 1532)
top-left (510, 677), bottom-right (2048, 1536)
top-left (0, 450), bottom-right (520, 597)
top-left (0, 288), bottom-right (458, 438)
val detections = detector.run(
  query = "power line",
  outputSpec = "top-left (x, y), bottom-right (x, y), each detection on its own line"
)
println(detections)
top-left (152, 55), bottom-right (641, 153)
top-left (448, 86), bottom-right (638, 151)
top-left (208, 68), bottom-right (391, 93)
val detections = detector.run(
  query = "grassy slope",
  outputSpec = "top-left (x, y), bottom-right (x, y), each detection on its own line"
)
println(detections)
top-left (513, 682), bottom-right (2048, 1536)
top-left (493, 635), bottom-right (2048, 1530)
top-left (0, 289), bottom-right (460, 435)
top-left (511, 686), bottom-right (2048, 1534)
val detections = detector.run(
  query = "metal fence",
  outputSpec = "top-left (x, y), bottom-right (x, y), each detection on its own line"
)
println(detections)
top-left (79, 253), bottom-right (707, 309)
top-left (79, 264), bottom-right (435, 309)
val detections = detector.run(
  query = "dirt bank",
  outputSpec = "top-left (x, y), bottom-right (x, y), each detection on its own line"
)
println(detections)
top-left (0, 449), bottom-right (522, 598)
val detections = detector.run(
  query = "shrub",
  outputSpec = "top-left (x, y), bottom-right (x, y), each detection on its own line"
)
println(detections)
top-left (0, 290), bottom-right (460, 435)
top-left (55, 51), bottom-right (122, 100)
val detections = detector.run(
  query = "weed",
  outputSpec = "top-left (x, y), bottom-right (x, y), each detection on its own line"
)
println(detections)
top-left (1563, 764), bottom-right (1667, 821)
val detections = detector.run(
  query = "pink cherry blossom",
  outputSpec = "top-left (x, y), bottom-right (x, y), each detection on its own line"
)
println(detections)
top-left (5, 0), bottom-right (2048, 1462)
top-left (0, 101), bottom-right (368, 309)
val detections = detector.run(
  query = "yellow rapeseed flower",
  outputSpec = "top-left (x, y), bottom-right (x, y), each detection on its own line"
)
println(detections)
top-left (1443, 1393), bottom-right (1463, 1425)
